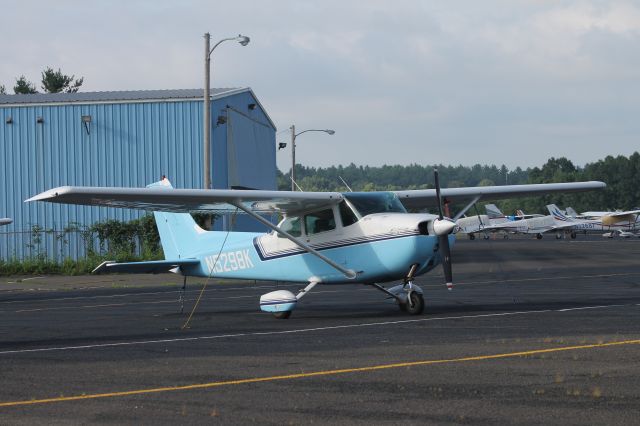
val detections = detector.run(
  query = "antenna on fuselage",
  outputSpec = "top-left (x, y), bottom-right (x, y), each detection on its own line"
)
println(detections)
top-left (289, 176), bottom-right (304, 192)
top-left (338, 176), bottom-right (353, 192)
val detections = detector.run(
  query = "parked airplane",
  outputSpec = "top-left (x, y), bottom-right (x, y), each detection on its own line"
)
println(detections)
top-left (27, 175), bottom-right (605, 318)
top-left (580, 209), bottom-right (640, 227)
top-left (0, 218), bottom-right (12, 226)
top-left (547, 204), bottom-right (640, 238)
top-left (463, 204), bottom-right (589, 240)
top-left (456, 205), bottom-right (510, 240)
top-left (457, 204), bottom-right (547, 240)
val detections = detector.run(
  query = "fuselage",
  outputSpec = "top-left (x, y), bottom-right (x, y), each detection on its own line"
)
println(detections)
top-left (181, 212), bottom-right (451, 284)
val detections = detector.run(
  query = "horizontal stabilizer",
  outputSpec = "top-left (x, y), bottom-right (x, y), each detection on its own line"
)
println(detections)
top-left (92, 259), bottom-right (200, 274)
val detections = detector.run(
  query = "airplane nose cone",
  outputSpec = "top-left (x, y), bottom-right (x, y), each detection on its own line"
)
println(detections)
top-left (433, 218), bottom-right (456, 236)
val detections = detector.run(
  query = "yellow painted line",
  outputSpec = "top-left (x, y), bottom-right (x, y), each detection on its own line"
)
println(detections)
top-left (1, 339), bottom-right (638, 408)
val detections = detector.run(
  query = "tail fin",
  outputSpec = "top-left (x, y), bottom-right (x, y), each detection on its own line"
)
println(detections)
top-left (485, 204), bottom-right (504, 218)
top-left (566, 207), bottom-right (578, 218)
top-left (546, 204), bottom-right (573, 223)
top-left (147, 178), bottom-right (207, 259)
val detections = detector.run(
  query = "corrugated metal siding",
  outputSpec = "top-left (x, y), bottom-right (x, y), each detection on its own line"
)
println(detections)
top-left (0, 91), bottom-right (276, 260)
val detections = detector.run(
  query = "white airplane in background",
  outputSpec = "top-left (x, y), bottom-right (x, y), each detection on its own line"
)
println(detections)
top-left (548, 204), bottom-right (640, 237)
top-left (28, 172), bottom-right (605, 318)
top-left (457, 204), bottom-right (544, 240)
top-left (580, 209), bottom-right (640, 228)
top-left (464, 204), bottom-right (590, 240)
top-left (0, 218), bottom-right (12, 226)
top-left (456, 205), bottom-right (509, 240)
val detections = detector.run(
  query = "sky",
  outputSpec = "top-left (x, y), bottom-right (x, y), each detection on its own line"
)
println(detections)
top-left (2, 0), bottom-right (639, 172)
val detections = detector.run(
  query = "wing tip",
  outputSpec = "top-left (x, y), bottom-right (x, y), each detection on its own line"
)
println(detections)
top-left (25, 186), bottom-right (73, 203)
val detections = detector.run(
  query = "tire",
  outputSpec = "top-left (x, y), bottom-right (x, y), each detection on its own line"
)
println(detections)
top-left (570, 232), bottom-right (577, 239)
top-left (469, 234), bottom-right (476, 240)
top-left (273, 311), bottom-right (292, 319)
top-left (405, 291), bottom-right (424, 315)
top-left (536, 233), bottom-right (543, 240)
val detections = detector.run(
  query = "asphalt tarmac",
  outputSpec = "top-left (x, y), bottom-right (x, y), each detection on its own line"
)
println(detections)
top-left (1, 236), bottom-right (639, 425)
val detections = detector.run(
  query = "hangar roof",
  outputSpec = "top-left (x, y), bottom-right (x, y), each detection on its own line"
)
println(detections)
top-left (0, 88), bottom-right (242, 105)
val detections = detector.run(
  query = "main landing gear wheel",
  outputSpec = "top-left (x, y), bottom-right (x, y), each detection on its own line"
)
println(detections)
top-left (536, 233), bottom-right (543, 240)
top-left (273, 311), bottom-right (292, 319)
top-left (403, 291), bottom-right (424, 315)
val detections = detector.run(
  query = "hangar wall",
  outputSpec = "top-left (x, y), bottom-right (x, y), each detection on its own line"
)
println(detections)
top-left (0, 88), bottom-right (277, 260)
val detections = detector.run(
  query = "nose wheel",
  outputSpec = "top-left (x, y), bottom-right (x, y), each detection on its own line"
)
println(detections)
top-left (402, 290), bottom-right (424, 315)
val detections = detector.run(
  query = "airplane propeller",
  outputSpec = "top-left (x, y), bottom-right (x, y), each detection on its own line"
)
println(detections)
top-left (433, 168), bottom-right (455, 290)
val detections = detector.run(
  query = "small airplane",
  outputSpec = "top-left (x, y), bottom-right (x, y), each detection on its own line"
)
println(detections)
top-left (0, 218), bottom-right (12, 227)
top-left (547, 204), bottom-right (640, 238)
top-left (457, 204), bottom-right (550, 240)
top-left (456, 205), bottom-right (510, 240)
top-left (27, 173), bottom-right (605, 318)
top-left (580, 209), bottom-right (640, 227)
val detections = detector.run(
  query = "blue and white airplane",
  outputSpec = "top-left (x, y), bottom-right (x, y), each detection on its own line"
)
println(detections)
top-left (27, 174), bottom-right (605, 318)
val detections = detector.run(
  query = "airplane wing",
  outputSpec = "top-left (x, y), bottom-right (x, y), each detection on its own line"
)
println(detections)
top-left (27, 181), bottom-right (605, 215)
top-left (394, 181), bottom-right (606, 210)
top-left (27, 186), bottom-right (344, 214)
top-left (580, 209), bottom-right (640, 218)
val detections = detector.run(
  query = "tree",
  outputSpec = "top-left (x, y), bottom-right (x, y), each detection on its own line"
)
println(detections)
top-left (0, 85), bottom-right (5, 94)
top-left (13, 76), bottom-right (37, 94)
top-left (41, 67), bottom-right (83, 93)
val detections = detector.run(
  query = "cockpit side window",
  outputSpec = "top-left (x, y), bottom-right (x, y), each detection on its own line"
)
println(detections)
top-left (339, 201), bottom-right (358, 227)
top-left (278, 215), bottom-right (302, 237)
top-left (305, 208), bottom-right (336, 235)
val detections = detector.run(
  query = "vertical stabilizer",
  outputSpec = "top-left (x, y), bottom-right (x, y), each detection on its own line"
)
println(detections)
top-left (147, 178), bottom-right (207, 259)
top-left (485, 204), bottom-right (504, 219)
top-left (547, 204), bottom-right (573, 223)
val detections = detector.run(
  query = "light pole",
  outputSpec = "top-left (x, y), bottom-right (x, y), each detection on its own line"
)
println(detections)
top-left (203, 33), bottom-right (250, 190)
top-left (290, 125), bottom-right (335, 191)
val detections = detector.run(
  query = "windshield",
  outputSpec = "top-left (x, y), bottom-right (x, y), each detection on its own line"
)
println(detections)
top-left (343, 192), bottom-right (407, 217)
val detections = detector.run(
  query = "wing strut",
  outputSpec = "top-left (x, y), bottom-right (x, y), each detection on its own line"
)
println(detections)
top-left (231, 202), bottom-right (357, 280)
top-left (452, 195), bottom-right (482, 221)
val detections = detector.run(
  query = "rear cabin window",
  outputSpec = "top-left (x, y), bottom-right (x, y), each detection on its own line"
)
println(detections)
top-left (305, 208), bottom-right (336, 235)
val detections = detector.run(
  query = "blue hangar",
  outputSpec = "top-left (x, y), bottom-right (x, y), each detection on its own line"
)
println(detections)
top-left (0, 88), bottom-right (277, 260)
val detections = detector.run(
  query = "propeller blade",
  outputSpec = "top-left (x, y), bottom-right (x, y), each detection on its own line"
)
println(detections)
top-left (434, 168), bottom-right (444, 220)
top-left (434, 168), bottom-right (453, 290)
top-left (439, 235), bottom-right (453, 290)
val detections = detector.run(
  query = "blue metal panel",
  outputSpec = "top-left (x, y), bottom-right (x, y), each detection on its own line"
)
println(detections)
top-left (0, 90), bottom-right (276, 260)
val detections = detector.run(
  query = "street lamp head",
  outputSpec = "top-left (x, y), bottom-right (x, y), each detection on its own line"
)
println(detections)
top-left (326, 130), bottom-right (335, 135)
top-left (237, 35), bottom-right (250, 46)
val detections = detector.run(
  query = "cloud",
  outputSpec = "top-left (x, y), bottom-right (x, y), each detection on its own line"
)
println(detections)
top-left (2, 0), bottom-right (639, 170)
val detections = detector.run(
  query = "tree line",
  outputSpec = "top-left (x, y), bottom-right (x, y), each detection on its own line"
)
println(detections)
top-left (0, 67), bottom-right (83, 94)
top-left (278, 153), bottom-right (640, 216)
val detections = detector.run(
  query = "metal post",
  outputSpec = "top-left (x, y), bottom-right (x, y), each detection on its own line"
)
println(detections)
top-left (290, 125), bottom-right (296, 191)
top-left (203, 33), bottom-right (211, 190)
